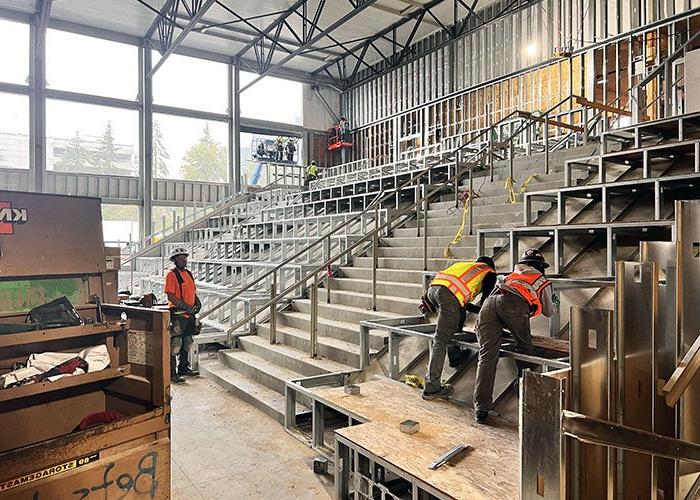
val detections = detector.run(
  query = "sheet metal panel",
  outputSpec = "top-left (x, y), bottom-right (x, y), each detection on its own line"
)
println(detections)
top-left (676, 200), bottom-right (700, 487)
top-left (616, 261), bottom-right (659, 500)
top-left (569, 306), bottom-right (613, 500)
top-left (520, 370), bottom-right (565, 500)
top-left (640, 241), bottom-right (678, 498)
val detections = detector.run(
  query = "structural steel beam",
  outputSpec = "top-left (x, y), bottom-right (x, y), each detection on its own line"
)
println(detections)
top-left (148, 0), bottom-right (216, 78)
top-left (311, 0), bottom-right (449, 79)
top-left (662, 331), bottom-right (700, 407)
top-left (238, 0), bottom-right (379, 94)
top-left (562, 411), bottom-right (700, 465)
top-left (235, 0), bottom-right (309, 59)
top-left (144, 0), bottom-right (179, 39)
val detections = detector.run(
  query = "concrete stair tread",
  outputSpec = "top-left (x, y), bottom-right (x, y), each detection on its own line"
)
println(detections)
top-left (281, 310), bottom-right (389, 338)
top-left (199, 357), bottom-right (310, 423)
top-left (331, 277), bottom-right (423, 291)
top-left (293, 298), bottom-right (403, 319)
top-left (221, 349), bottom-right (305, 384)
top-left (319, 288), bottom-right (418, 307)
top-left (240, 334), bottom-right (355, 373)
top-left (263, 322), bottom-right (380, 357)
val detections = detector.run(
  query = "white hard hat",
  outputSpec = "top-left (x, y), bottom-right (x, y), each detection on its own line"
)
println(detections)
top-left (169, 247), bottom-right (189, 261)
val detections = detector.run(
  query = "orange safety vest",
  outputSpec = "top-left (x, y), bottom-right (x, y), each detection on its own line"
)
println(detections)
top-left (431, 262), bottom-right (492, 307)
top-left (503, 272), bottom-right (551, 317)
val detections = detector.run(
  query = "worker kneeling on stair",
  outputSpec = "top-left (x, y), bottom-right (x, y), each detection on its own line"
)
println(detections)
top-left (420, 257), bottom-right (497, 401)
top-left (473, 249), bottom-right (559, 424)
top-left (165, 247), bottom-right (202, 384)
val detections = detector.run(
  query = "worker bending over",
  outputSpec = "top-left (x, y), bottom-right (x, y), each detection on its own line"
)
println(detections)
top-left (420, 257), bottom-right (497, 400)
top-left (165, 247), bottom-right (202, 384)
top-left (473, 248), bottom-right (558, 424)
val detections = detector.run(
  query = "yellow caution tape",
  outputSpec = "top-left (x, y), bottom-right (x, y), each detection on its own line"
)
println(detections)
top-left (404, 374), bottom-right (425, 389)
top-left (443, 192), bottom-right (473, 259)
top-left (505, 176), bottom-right (517, 204)
top-left (519, 174), bottom-right (540, 194)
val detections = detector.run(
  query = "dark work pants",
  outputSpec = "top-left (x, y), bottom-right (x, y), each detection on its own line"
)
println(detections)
top-left (170, 315), bottom-right (195, 376)
top-left (425, 286), bottom-right (465, 393)
top-left (473, 292), bottom-right (532, 412)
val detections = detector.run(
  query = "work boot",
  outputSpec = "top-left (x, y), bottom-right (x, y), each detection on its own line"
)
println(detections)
top-left (447, 346), bottom-right (470, 368)
top-left (179, 367), bottom-right (200, 377)
top-left (422, 383), bottom-right (454, 401)
top-left (475, 410), bottom-right (489, 424)
top-left (171, 374), bottom-right (186, 384)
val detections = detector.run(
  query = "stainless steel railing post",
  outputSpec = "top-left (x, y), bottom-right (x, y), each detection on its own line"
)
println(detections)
top-left (422, 184), bottom-right (428, 272)
top-left (269, 271), bottom-right (277, 344)
top-left (544, 114), bottom-right (550, 175)
top-left (372, 204), bottom-right (379, 312)
top-left (325, 234), bottom-right (331, 305)
top-left (310, 273), bottom-right (318, 358)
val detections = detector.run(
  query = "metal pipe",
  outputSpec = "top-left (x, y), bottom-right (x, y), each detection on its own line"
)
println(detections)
top-left (269, 272), bottom-right (277, 344)
top-left (325, 234), bottom-right (331, 304)
top-left (422, 185), bottom-right (428, 272)
top-left (372, 203), bottom-right (379, 311)
top-left (468, 169), bottom-right (474, 236)
top-left (310, 273), bottom-right (318, 358)
top-left (544, 114), bottom-right (550, 175)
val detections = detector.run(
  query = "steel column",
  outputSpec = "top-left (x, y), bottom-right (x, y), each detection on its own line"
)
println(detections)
top-left (229, 64), bottom-right (241, 192)
top-left (139, 44), bottom-right (154, 240)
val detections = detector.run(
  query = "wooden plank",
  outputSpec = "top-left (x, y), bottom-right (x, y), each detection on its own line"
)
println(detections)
top-left (661, 332), bottom-right (700, 407)
top-left (0, 410), bottom-right (167, 481)
top-left (337, 419), bottom-right (518, 499)
top-left (2, 438), bottom-right (170, 499)
top-left (0, 365), bottom-right (131, 403)
top-left (0, 322), bottom-right (126, 348)
top-left (531, 335), bottom-right (570, 354)
top-left (516, 111), bottom-right (585, 132)
top-left (574, 96), bottom-right (633, 117)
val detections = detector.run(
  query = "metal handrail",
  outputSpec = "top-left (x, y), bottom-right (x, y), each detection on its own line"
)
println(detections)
top-left (123, 175), bottom-right (299, 268)
top-left (201, 95), bottom-right (582, 353)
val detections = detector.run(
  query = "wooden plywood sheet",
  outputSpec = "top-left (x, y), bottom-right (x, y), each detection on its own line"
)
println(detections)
top-left (314, 378), bottom-right (519, 499)
top-left (337, 420), bottom-right (518, 499)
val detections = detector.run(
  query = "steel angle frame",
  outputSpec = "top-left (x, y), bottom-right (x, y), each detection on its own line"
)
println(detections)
top-left (615, 261), bottom-right (661, 498)
top-left (283, 370), bottom-right (367, 454)
top-left (676, 200), bottom-right (700, 488)
top-left (568, 306), bottom-right (614, 500)
top-left (520, 370), bottom-right (566, 500)
top-left (359, 315), bottom-right (571, 381)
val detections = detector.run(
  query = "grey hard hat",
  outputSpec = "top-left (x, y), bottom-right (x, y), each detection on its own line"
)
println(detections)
top-left (169, 246), bottom-right (189, 261)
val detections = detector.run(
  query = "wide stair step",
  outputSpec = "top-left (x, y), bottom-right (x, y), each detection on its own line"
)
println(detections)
top-left (377, 246), bottom-right (477, 259)
top-left (338, 266), bottom-right (425, 283)
top-left (272, 309), bottom-right (387, 350)
top-left (353, 256), bottom-right (453, 270)
top-left (257, 321), bottom-right (379, 367)
top-left (238, 334), bottom-right (353, 376)
top-left (318, 289), bottom-right (418, 316)
top-left (329, 277), bottom-right (423, 299)
top-left (200, 354), bottom-right (310, 425)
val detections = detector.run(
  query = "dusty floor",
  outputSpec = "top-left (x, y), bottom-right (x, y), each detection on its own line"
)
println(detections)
top-left (170, 377), bottom-right (333, 499)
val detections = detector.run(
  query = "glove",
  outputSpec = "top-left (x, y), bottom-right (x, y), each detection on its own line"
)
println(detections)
top-left (418, 293), bottom-right (437, 316)
top-left (193, 295), bottom-right (202, 315)
top-left (552, 294), bottom-right (561, 311)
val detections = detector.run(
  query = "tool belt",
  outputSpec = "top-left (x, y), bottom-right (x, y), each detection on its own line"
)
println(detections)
top-left (169, 312), bottom-right (201, 337)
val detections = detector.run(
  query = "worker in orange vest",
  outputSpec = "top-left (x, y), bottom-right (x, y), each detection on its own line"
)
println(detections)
top-left (420, 257), bottom-right (497, 401)
top-left (473, 248), bottom-right (559, 424)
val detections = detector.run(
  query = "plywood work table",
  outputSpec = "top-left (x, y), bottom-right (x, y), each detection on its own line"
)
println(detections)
top-left (310, 378), bottom-right (519, 499)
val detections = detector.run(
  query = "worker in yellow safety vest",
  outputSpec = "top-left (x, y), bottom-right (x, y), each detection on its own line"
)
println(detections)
top-left (305, 161), bottom-right (319, 189)
top-left (419, 257), bottom-right (497, 401)
top-left (472, 248), bottom-right (559, 424)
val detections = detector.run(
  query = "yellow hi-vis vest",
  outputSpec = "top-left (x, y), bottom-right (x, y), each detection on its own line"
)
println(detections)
top-left (307, 164), bottom-right (318, 176)
top-left (431, 261), bottom-right (491, 306)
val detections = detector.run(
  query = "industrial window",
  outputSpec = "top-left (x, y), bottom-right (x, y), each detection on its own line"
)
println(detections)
top-left (101, 205), bottom-right (139, 247)
top-left (0, 19), bottom-right (29, 86)
top-left (46, 30), bottom-right (138, 100)
top-left (0, 92), bottom-right (30, 170)
top-left (152, 113), bottom-right (229, 183)
top-left (152, 206), bottom-right (197, 236)
top-left (239, 71), bottom-right (303, 125)
top-left (240, 132), bottom-right (303, 188)
top-left (46, 99), bottom-right (139, 176)
top-left (153, 53), bottom-right (228, 114)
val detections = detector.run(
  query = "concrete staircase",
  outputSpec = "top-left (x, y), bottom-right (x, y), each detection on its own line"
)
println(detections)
top-left (200, 145), bottom-right (597, 423)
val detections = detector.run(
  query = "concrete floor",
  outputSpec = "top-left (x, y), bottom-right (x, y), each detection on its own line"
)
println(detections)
top-left (171, 377), bottom-right (333, 499)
